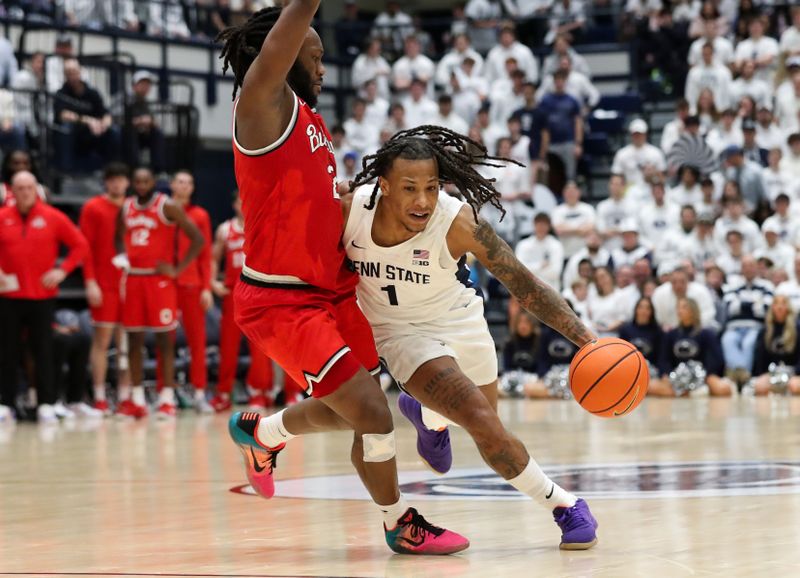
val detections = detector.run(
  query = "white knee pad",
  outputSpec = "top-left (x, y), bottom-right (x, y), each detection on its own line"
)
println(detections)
top-left (362, 431), bottom-right (396, 462)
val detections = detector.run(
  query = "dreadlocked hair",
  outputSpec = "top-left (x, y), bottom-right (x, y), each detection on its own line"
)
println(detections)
top-left (216, 7), bottom-right (282, 100)
top-left (349, 125), bottom-right (522, 221)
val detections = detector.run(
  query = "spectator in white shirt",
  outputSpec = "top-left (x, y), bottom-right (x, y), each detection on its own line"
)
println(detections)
top-left (741, 118), bottom-right (768, 167)
top-left (638, 177), bottom-right (681, 247)
top-left (435, 34), bottom-right (485, 88)
top-left (371, 0), bottom-right (414, 57)
top-left (542, 33), bottom-right (591, 79)
top-left (330, 124), bottom-right (349, 176)
top-left (515, 212), bottom-right (564, 291)
top-left (729, 60), bottom-right (771, 110)
top-left (734, 17), bottom-right (779, 84)
top-left (351, 39), bottom-right (392, 100)
top-left (431, 95), bottom-right (469, 135)
top-left (588, 266), bottom-right (630, 337)
top-left (546, 0), bottom-right (587, 45)
top-left (717, 229), bottom-right (746, 281)
top-left (391, 35), bottom-right (436, 97)
top-left (485, 136), bottom-right (533, 237)
top-left (612, 220), bottom-right (653, 269)
top-left (668, 165), bottom-right (703, 207)
top-left (612, 119), bottom-right (667, 190)
top-left (688, 18), bottom-right (735, 66)
top-left (776, 255), bottom-right (800, 310)
top-left (490, 69), bottom-right (527, 127)
top-left (536, 55), bottom-right (599, 109)
top-left (652, 267), bottom-right (717, 331)
top-left (149, 0), bottom-right (191, 39)
top-left (685, 42), bottom-right (733, 112)
top-left (464, 0), bottom-right (503, 54)
top-left (563, 230), bottom-right (613, 290)
top-left (381, 102), bottom-right (407, 141)
top-left (763, 192), bottom-right (798, 245)
top-left (686, 211), bottom-right (720, 272)
top-left (706, 108), bottom-right (744, 157)
top-left (660, 99), bottom-right (690, 154)
top-left (755, 105), bottom-right (784, 153)
top-left (775, 61), bottom-right (800, 133)
top-left (402, 80), bottom-right (438, 128)
top-left (474, 105), bottom-right (506, 154)
top-left (362, 80), bottom-right (390, 129)
top-left (552, 181), bottom-right (596, 259)
top-left (714, 190), bottom-right (763, 253)
top-left (484, 23), bottom-right (539, 86)
top-left (780, 133), bottom-right (800, 183)
top-left (780, 7), bottom-right (800, 59)
top-left (657, 205), bottom-right (697, 266)
top-left (757, 220), bottom-right (795, 275)
top-left (596, 174), bottom-right (634, 251)
top-left (343, 98), bottom-right (380, 160)
top-left (447, 57), bottom-right (488, 126)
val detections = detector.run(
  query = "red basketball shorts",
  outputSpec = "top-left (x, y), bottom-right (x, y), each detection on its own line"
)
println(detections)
top-left (234, 282), bottom-right (379, 398)
top-left (122, 274), bottom-right (178, 332)
top-left (90, 283), bottom-right (124, 327)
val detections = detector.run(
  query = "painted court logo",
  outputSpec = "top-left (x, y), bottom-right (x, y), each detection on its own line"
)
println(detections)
top-left (230, 461), bottom-right (800, 500)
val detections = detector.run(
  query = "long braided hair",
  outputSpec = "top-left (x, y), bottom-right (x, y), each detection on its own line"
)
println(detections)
top-left (349, 125), bottom-right (521, 221)
top-left (216, 7), bottom-right (282, 99)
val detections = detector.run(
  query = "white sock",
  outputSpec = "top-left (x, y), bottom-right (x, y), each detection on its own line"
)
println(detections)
top-left (158, 387), bottom-right (176, 405)
top-left (256, 409), bottom-right (296, 449)
top-left (131, 385), bottom-right (146, 406)
top-left (93, 384), bottom-right (106, 402)
top-left (421, 406), bottom-right (456, 431)
top-left (194, 389), bottom-right (205, 403)
top-left (379, 495), bottom-right (409, 528)
top-left (118, 384), bottom-right (132, 402)
top-left (508, 458), bottom-right (577, 509)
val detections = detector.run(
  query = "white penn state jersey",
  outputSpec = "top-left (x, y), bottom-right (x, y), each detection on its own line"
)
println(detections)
top-left (343, 186), bottom-right (475, 325)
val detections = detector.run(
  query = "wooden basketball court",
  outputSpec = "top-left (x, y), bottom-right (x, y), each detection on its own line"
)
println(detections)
top-left (2, 395), bottom-right (800, 578)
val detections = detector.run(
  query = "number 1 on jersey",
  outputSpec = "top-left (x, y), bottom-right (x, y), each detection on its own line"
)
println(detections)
top-left (380, 284), bottom-right (398, 306)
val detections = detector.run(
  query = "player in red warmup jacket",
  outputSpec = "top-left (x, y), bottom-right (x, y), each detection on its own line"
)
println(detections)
top-left (114, 167), bottom-right (205, 420)
top-left (79, 163), bottom-right (132, 415)
top-left (208, 190), bottom-right (305, 413)
top-left (171, 170), bottom-right (214, 413)
top-left (218, 1), bottom-right (468, 554)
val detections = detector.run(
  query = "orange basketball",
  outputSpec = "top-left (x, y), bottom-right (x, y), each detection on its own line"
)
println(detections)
top-left (569, 337), bottom-right (648, 418)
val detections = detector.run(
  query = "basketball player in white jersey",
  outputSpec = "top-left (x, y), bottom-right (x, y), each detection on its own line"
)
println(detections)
top-left (341, 126), bottom-right (600, 550)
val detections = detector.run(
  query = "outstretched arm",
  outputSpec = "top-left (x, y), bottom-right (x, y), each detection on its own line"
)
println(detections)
top-left (448, 206), bottom-right (596, 347)
top-left (236, 0), bottom-right (321, 149)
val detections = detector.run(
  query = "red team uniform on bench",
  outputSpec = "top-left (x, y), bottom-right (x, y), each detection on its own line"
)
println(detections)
top-left (232, 93), bottom-right (379, 398)
top-left (121, 193), bottom-right (178, 332)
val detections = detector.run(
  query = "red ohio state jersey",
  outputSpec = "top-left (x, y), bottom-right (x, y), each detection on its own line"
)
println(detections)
top-left (221, 218), bottom-right (245, 288)
top-left (123, 193), bottom-right (176, 272)
top-left (233, 93), bottom-right (356, 293)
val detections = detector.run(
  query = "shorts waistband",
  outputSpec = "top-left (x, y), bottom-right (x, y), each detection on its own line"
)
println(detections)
top-left (240, 272), bottom-right (313, 290)
top-left (129, 268), bottom-right (157, 276)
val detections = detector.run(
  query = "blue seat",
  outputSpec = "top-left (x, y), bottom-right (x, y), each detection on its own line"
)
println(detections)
top-left (588, 112), bottom-right (625, 136)
top-left (597, 93), bottom-right (643, 115)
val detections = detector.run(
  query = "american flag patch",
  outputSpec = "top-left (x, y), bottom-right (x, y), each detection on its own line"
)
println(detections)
top-left (413, 249), bottom-right (430, 259)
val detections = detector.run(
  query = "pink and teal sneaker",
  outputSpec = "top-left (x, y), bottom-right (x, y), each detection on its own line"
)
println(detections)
top-left (228, 411), bottom-right (284, 499)
top-left (384, 507), bottom-right (469, 555)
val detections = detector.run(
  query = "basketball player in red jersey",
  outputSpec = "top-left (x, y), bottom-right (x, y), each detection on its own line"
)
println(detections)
top-left (114, 167), bottom-right (205, 419)
top-left (208, 190), bottom-right (304, 412)
top-left (171, 170), bottom-right (214, 413)
top-left (218, 2), bottom-right (468, 554)
top-left (79, 163), bottom-right (132, 415)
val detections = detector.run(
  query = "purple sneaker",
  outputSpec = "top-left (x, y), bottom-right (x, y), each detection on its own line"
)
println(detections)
top-left (553, 498), bottom-right (598, 550)
top-left (398, 392), bottom-right (452, 474)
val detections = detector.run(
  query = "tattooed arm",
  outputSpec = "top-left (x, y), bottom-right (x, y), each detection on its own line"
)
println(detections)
top-left (447, 205), bottom-right (597, 347)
